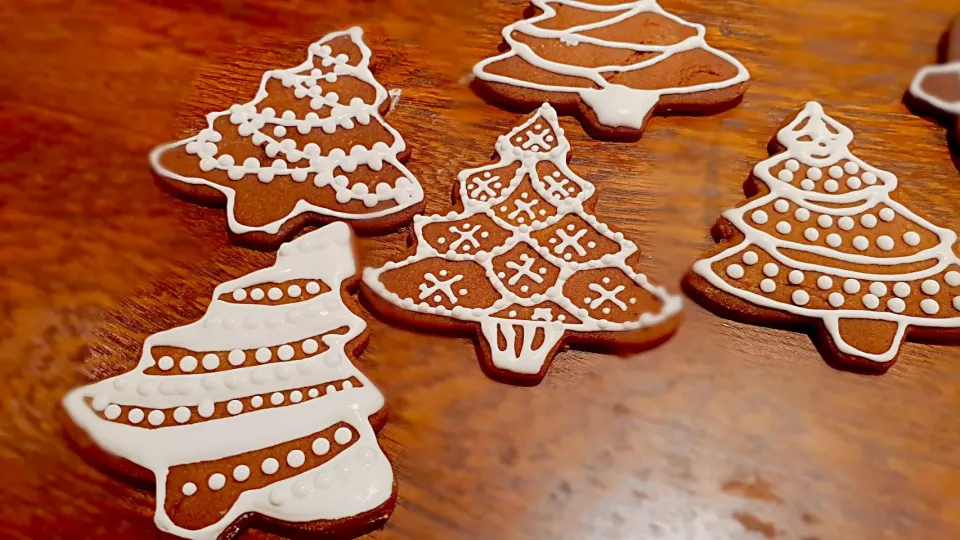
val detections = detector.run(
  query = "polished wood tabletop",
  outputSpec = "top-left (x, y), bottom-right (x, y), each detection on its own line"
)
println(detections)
top-left (2, 0), bottom-right (960, 538)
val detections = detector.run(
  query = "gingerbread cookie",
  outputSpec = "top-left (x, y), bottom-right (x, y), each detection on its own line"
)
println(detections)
top-left (909, 16), bottom-right (960, 140)
top-left (150, 27), bottom-right (424, 249)
top-left (472, 0), bottom-right (750, 141)
top-left (686, 102), bottom-right (960, 373)
top-left (62, 223), bottom-right (396, 539)
top-left (362, 104), bottom-right (682, 385)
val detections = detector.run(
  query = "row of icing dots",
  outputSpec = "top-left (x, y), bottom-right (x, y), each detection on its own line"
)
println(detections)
top-left (746, 200), bottom-right (925, 251)
top-left (220, 278), bottom-right (328, 304)
top-left (178, 425), bottom-right (358, 503)
top-left (719, 250), bottom-right (960, 315)
top-left (767, 158), bottom-right (883, 193)
top-left (146, 330), bottom-right (345, 376)
top-left (89, 378), bottom-right (362, 428)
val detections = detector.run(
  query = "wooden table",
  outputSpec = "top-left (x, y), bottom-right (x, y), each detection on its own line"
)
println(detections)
top-left (3, 0), bottom-right (959, 538)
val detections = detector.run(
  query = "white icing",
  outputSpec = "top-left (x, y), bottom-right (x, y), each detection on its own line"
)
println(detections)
top-left (62, 223), bottom-right (393, 540)
top-left (472, 0), bottom-right (749, 130)
top-left (910, 61), bottom-right (960, 115)
top-left (363, 104), bottom-right (682, 377)
top-left (693, 102), bottom-right (960, 365)
top-left (149, 27), bottom-right (424, 236)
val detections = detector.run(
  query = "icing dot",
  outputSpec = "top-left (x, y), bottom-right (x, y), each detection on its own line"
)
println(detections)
top-left (789, 270), bottom-right (805, 285)
top-left (104, 404), bottom-right (121, 420)
top-left (268, 288), bottom-right (283, 301)
top-left (182, 483), bottom-right (198, 496)
top-left (302, 339), bottom-right (320, 355)
top-left (903, 231), bottom-right (921, 246)
top-left (955, 297), bottom-right (960, 311)
top-left (792, 290), bottom-right (810, 306)
top-left (776, 222), bottom-right (792, 235)
top-left (334, 427), bottom-right (353, 445)
top-left (751, 210), bottom-right (769, 225)
top-left (944, 271), bottom-right (959, 286)
top-left (844, 161), bottom-right (860, 174)
top-left (158, 356), bottom-right (174, 371)
top-left (287, 450), bottom-right (306, 468)
top-left (763, 263), bottom-right (779, 278)
top-left (838, 217), bottom-right (855, 231)
top-left (269, 488), bottom-right (289, 506)
top-left (251, 396), bottom-right (264, 408)
top-left (228, 350), bottom-right (246, 366)
top-left (290, 390), bottom-right (303, 403)
top-left (149, 410), bottom-right (165, 426)
top-left (312, 438), bottom-right (331, 455)
top-left (893, 282), bottom-right (911, 298)
top-left (862, 294), bottom-right (880, 310)
top-left (306, 282), bottom-right (322, 294)
top-left (844, 279), bottom-right (861, 294)
top-left (128, 408), bottom-right (144, 424)
top-left (271, 392), bottom-right (284, 406)
top-left (828, 293), bottom-right (845, 308)
top-left (804, 228), bottom-right (819, 242)
top-left (262, 458), bottom-right (280, 475)
top-left (817, 276), bottom-right (834, 290)
top-left (278, 345), bottom-right (295, 361)
top-left (826, 234), bottom-right (842, 248)
top-left (921, 280), bottom-right (941, 295)
top-left (256, 348), bottom-right (272, 363)
top-left (869, 282), bottom-right (888, 297)
top-left (829, 166), bottom-right (844, 179)
top-left (846, 177), bottom-right (862, 190)
top-left (817, 215), bottom-right (833, 228)
top-left (887, 298), bottom-right (906, 314)
top-left (232, 289), bottom-right (247, 301)
top-left (308, 388), bottom-right (319, 398)
top-left (801, 179), bottom-right (816, 191)
top-left (742, 252), bottom-right (759, 265)
top-left (794, 208), bottom-right (810, 222)
top-left (233, 465), bottom-right (250, 482)
top-left (860, 214), bottom-right (877, 228)
top-left (921, 299), bottom-right (940, 315)
top-left (807, 167), bottom-right (823, 181)
top-left (198, 399), bottom-right (215, 418)
top-left (174, 407), bottom-right (191, 424)
top-left (227, 400), bottom-right (243, 415)
top-left (862, 172), bottom-right (878, 184)
top-left (853, 236), bottom-right (869, 251)
top-left (774, 200), bottom-right (790, 213)
top-left (778, 170), bottom-right (794, 182)
top-left (785, 159), bottom-right (800, 172)
top-left (287, 285), bottom-right (302, 298)
top-left (208, 473), bottom-right (226, 491)
top-left (760, 279), bottom-right (777, 293)
top-left (180, 356), bottom-right (198, 372)
top-left (876, 236), bottom-right (895, 251)
top-left (879, 208), bottom-right (895, 222)
top-left (250, 289), bottom-right (265, 301)
top-left (726, 264), bottom-right (745, 279)
top-left (824, 180), bottom-right (839, 193)
top-left (202, 353), bottom-right (220, 371)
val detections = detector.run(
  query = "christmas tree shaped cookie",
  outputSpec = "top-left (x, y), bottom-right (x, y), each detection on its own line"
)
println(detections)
top-left (362, 104), bottom-right (683, 385)
top-left (151, 27), bottom-right (424, 248)
top-left (686, 102), bottom-right (960, 372)
top-left (62, 223), bottom-right (396, 540)
top-left (473, 0), bottom-right (750, 141)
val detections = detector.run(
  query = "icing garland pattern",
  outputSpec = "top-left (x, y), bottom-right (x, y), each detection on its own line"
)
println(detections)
top-left (62, 223), bottom-right (394, 540)
top-left (690, 102), bottom-right (960, 370)
top-left (473, 0), bottom-right (749, 135)
top-left (150, 27), bottom-right (424, 239)
top-left (910, 61), bottom-right (960, 115)
top-left (363, 104), bottom-right (682, 383)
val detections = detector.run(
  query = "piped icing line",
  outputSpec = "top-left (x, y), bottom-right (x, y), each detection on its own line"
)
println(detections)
top-left (363, 104), bottom-right (682, 376)
top-left (692, 102), bottom-right (960, 364)
top-left (149, 27), bottom-right (424, 236)
top-left (473, 0), bottom-right (750, 130)
top-left (909, 62), bottom-right (960, 115)
top-left (62, 223), bottom-right (394, 540)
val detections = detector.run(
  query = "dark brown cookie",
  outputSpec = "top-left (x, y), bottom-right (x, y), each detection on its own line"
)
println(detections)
top-left (908, 16), bottom-right (960, 145)
top-left (472, 0), bottom-right (749, 141)
top-left (362, 104), bottom-right (682, 386)
top-left (150, 27), bottom-right (424, 250)
top-left (685, 102), bottom-right (960, 373)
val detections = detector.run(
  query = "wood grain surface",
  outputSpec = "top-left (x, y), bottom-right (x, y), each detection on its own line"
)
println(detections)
top-left (2, 0), bottom-right (959, 539)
